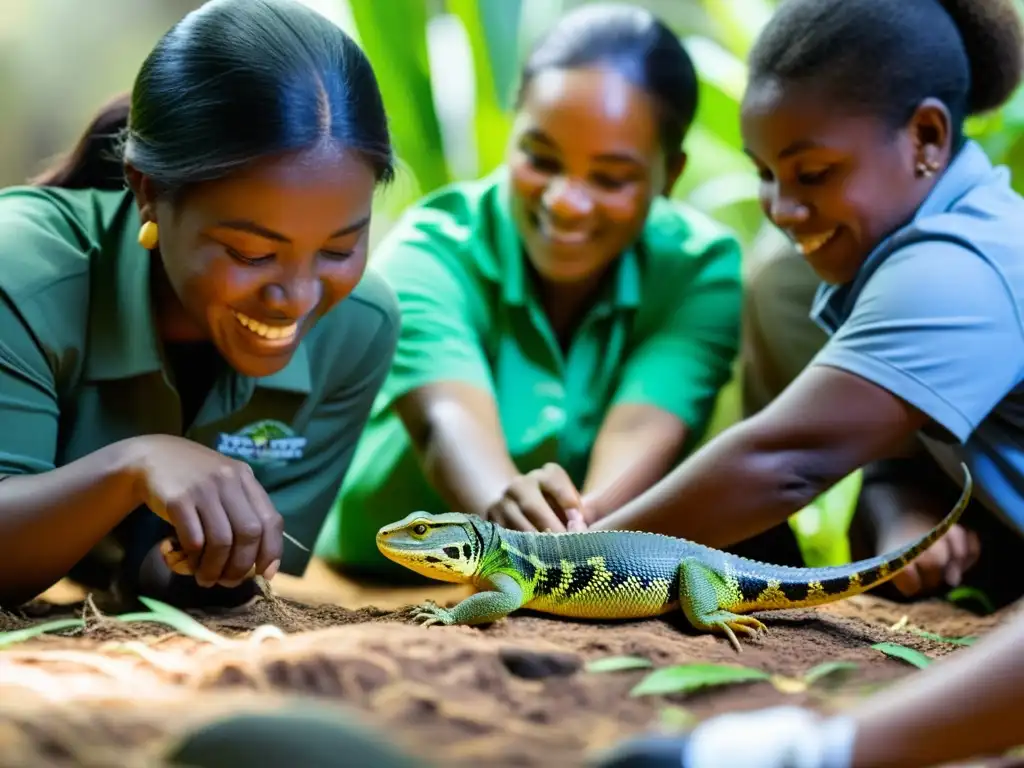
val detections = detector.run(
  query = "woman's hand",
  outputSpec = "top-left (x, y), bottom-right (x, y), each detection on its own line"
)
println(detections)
top-left (486, 463), bottom-right (588, 533)
top-left (126, 435), bottom-right (285, 588)
top-left (880, 517), bottom-right (981, 597)
top-left (860, 471), bottom-right (981, 598)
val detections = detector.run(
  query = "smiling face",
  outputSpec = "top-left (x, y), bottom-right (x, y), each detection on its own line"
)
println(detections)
top-left (129, 143), bottom-right (377, 378)
top-left (507, 66), bottom-right (681, 286)
top-left (740, 77), bottom-right (950, 285)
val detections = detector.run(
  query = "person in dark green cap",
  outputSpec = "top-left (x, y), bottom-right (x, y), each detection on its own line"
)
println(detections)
top-left (316, 4), bottom-right (802, 579)
top-left (0, 0), bottom-right (399, 609)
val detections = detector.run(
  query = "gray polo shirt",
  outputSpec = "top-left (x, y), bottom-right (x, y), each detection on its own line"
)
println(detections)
top-left (811, 139), bottom-right (1024, 535)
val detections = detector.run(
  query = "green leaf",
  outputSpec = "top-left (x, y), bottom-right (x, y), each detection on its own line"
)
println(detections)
top-left (347, 0), bottom-right (450, 195)
top-left (115, 597), bottom-right (231, 646)
top-left (803, 660), bottom-right (859, 685)
top-left (909, 629), bottom-right (977, 647)
top-left (446, 0), bottom-right (516, 177)
top-left (630, 663), bottom-right (770, 697)
top-left (700, 0), bottom-right (776, 59)
top-left (0, 618), bottom-right (85, 648)
top-left (585, 655), bottom-right (654, 673)
top-left (871, 643), bottom-right (932, 669)
top-left (946, 586), bottom-right (996, 616)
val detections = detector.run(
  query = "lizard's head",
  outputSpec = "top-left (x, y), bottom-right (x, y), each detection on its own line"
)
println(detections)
top-left (376, 512), bottom-right (485, 583)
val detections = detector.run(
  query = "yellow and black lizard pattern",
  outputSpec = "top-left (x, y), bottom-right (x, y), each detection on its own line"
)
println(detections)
top-left (376, 463), bottom-right (973, 651)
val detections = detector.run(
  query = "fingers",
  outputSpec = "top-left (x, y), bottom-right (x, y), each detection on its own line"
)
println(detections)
top-left (218, 472), bottom-right (265, 588)
top-left (491, 464), bottom-right (583, 533)
top-left (489, 498), bottom-right (536, 532)
top-left (241, 468), bottom-right (284, 578)
top-left (943, 526), bottom-right (968, 587)
top-left (192, 482), bottom-right (235, 588)
top-left (565, 508), bottom-right (588, 533)
top-left (891, 563), bottom-right (924, 597)
top-left (535, 463), bottom-right (583, 522)
top-left (505, 476), bottom-right (565, 532)
top-left (892, 535), bottom-right (953, 597)
top-left (943, 525), bottom-right (982, 587)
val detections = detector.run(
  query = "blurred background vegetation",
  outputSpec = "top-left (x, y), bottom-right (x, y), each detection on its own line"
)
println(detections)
top-left (2, 0), bottom-right (1023, 563)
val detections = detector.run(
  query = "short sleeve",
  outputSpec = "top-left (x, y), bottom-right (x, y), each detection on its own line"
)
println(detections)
top-left (373, 232), bottom-right (495, 408)
top-left (0, 291), bottom-right (60, 475)
top-left (812, 242), bottom-right (1024, 442)
top-left (611, 237), bottom-right (743, 435)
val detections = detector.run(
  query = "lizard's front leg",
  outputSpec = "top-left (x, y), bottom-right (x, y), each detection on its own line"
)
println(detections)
top-left (677, 557), bottom-right (767, 652)
top-left (412, 572), bottom-right (525, 627)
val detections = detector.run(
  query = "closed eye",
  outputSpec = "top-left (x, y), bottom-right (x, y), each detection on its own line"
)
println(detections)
top-left (797, 167), bottom-right (833, 185)
top-left (226, 245), bottom-right (274, 265)
top-left (321, 249), bottom-right (354, 261)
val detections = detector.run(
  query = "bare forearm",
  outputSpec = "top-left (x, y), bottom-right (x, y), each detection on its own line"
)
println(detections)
top-left (851, 607), bottom-right (1024, 768)
top-left (0, 439), bottom-right (143, 605)
top-left (583, 440), bottom-right (682, 521)
top-left (589, 421), bottom-right (834, 547)
top-left (421, 417), bottom-right (519, 516)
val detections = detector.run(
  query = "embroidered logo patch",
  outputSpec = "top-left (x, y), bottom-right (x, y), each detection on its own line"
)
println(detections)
top-left (216, 419), bottom-right (306, 465)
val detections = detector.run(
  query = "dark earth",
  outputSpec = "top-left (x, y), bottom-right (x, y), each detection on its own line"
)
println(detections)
top-left (0, 565), bottom-right (1014, 768)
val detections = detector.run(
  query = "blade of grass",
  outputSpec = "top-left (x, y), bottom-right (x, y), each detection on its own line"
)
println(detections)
top-left (112, 597), bottom-right (232, 647)
top-left (871, 642), bottom-right (932, 669)
top-left (586, 655), bottom-right (654, 673)
top-left (631, 663), bottom-right (770, 697)
top-left (0, 618), bottom-right (85, 649)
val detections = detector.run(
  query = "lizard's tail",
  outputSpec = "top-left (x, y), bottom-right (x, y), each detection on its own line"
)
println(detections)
top-left (735, 462), bottom-right (973, 612)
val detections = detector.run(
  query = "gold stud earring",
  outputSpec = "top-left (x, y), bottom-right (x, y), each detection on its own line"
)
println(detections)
top-left (138, 220), bottom-right (159, 250)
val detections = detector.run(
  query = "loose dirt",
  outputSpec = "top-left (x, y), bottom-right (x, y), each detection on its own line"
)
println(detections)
top-left (0, 563), bottom-right (1014, 768)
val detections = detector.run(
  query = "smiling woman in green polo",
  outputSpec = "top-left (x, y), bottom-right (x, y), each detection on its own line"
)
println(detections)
top-left (0, 0), bottom-right (399, 609)
top-left (316, 5), bottom-right (746, 578)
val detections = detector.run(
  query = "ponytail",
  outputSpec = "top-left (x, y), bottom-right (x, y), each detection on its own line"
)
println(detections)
top-left (29, 92), bottom-right (130, 191)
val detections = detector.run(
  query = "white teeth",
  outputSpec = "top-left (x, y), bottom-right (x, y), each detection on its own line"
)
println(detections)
top-left (538, 216), bottom-right (589, 243)
top-left (795, 230), bottom-right (837, 255)
top-left (232, 311), bottom-right (297, 341)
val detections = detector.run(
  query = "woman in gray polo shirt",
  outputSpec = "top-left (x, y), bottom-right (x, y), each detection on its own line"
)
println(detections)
top-left (592, 0), bottom-right (1024, 615)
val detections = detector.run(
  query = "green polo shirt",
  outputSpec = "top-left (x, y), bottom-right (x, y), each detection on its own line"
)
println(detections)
top-left (0, 184), bottom-right (398, 578)
top-left (314, 167), bottom-right (743, 576)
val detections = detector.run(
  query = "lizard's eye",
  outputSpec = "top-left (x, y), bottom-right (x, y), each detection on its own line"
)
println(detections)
top-left (412, 524), bottom-right (428, 536)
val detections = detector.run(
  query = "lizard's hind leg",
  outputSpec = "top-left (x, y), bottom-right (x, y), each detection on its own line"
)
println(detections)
top-left (677, 557), bottom-right (768, 652)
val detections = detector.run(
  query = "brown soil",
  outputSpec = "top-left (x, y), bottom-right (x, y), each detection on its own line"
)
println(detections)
top-left (0, 561), bottom-right (1015, 768)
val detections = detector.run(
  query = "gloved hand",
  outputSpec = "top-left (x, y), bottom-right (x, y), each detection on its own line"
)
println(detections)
top-left (592, 706), bottom-right (857, 768)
